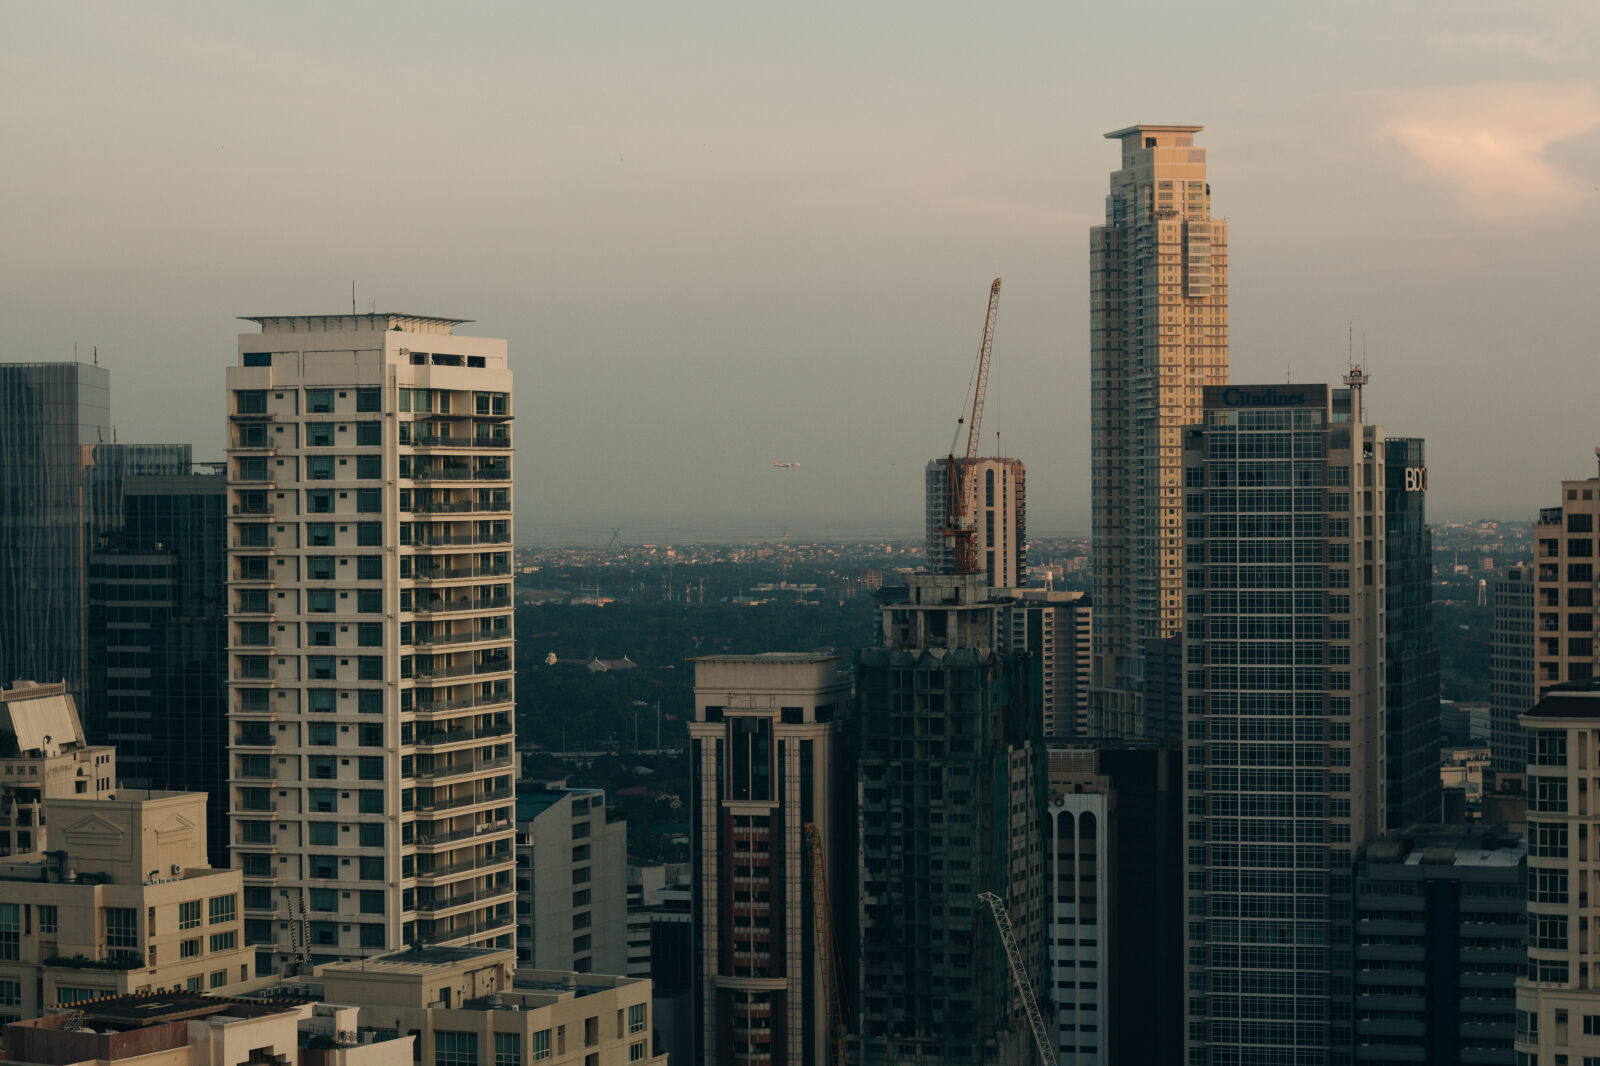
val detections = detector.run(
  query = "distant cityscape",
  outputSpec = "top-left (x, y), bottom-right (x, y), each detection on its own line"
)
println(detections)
top-left (0, 118), bottom-right (1588, 1066)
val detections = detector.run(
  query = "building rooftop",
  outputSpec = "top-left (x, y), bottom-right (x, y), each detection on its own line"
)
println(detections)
top-left (1104, 123), bottom-right (1204, 139)
top-left (318, 944), bottom-right (504, 977)
top-left (1364, 825), bottom-right (1526, 868)
top-left (1522, 678), bottom-right (1600, 720)
top-left (688, 653), bottom-right (844, 664)
top-left (517, 783), bottom-right (602, 821)
top-left (239, 313), bottom-right (470, 333)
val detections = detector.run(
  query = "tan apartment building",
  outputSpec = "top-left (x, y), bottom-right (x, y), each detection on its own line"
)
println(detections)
top-left (0, 681), bottom-right (116, 856)
top-left (0, 790), bottom-right (252, 1021)
top-left (1532, 462), bottom-right (1600, 695)
top-left (227, 313), bottom-right (516, 973)
top-left (1516, 679), bottom-right (1600, 1064)
top-left (925, 456), bottom-right (1027, 589)
top-left (1090, 124), bottom-right (1229, 740)
top-left (995, 588), bottom-right (1092, 740)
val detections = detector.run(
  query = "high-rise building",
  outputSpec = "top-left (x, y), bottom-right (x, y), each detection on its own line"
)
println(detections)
top-left (1383, 438), bottom-right (1441, 828)
top-left (1515, 678), bottom-right (1600, 1063)
top-left (1352, 825), bottom-right (1525, 1066)
top-left (1181, 382), bottom-right (1386, 1066)
top-left (995, 588), bottom-right (1092, 740)
top-left (227, 313), bottom-right (515, 974)
top-left (0, 363), bottom-right (189, 703)
top-left (924, 457), bottom-right (1027, 588)
top-left (1046, 743), bottom-right (1183, 1066)
top-left (1089, 125), bottom-right (1229, 741)
top-left (688, 653), bottom-right (850, 1066)
top-left (1531, 463), bottom-right (1600, 694)
top-left (1489, 564), bottom-right (1535, 775)
top-left (87, 468), bottom-right (229, 863)
top-left (515, 780), bottom-right (627, 973)
top-left (854, 573), bottom-right (1043, 1065)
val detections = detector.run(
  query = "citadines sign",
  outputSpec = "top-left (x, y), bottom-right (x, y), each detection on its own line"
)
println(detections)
top-left (1204, 383), bottom-right (1328, 409)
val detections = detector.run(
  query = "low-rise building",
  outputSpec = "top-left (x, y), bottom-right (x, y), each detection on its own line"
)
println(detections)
top-left (515, 780), bottom-right (627, 973)
top-left (0, 789), bottom-right (253, 1020)
top-left (0, 680), bottom-right (116, 855)
top-left (301, 945), bottom-right (663, 1065)
top-left (1352, 825), bottom-right (1526, 1065)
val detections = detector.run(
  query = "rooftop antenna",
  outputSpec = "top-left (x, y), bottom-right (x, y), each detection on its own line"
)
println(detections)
top-left (93, 345), bottom-right (99, 367)
top-left (1343, 327), bottom-right (1370, 422)
top-left (352, 281), bottom-right (356, 315)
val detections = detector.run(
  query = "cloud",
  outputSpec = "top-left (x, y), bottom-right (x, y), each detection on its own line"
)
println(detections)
top-left (1375, 81), bottom-right (1600, 220)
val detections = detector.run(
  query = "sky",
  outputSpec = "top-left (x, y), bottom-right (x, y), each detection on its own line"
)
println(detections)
top-left (4, 2), bottom-right (1597, 543)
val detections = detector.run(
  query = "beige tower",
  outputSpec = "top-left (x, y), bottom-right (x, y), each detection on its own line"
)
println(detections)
top-left (227, 313), bottom-right (515, 974)
top-left (1090, 124), bottom-right (1228, 739)
top-left (925, 456), bottom-right (1027, 588)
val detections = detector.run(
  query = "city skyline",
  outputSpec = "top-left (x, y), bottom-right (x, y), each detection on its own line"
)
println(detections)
top-left (4, 3), bottom-right (1598, 539)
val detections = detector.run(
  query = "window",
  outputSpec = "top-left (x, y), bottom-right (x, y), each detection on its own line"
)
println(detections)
top-left (359, 690), bottom-right (383, 715)
top-left (307, 388), bottom-right (335, 413)
top-left (359, 790), bottom-right (383, 813)
top-left (180, 937), bottom-right (201, 958)
top-left (532, 1029), bottom-right (552, 1061)
top-left (309, 822), bottom-right (338, 845)
top-left (309, 855), bottom-right (338, 879)
top-left (358, 556), bottom-right (383, 580)
top-left (360, 856), bottom-right (384, 880)
top-left (357, 421), bottom-right (382, 447)
top-left (310, 888), bottom-right (338, 911)
top-left (629, 1042), bottom-right (647, 1063)
top-left (356, 488), bottom-right (382, 513)
top-left (359, 756), bottom-right (383, 779)
top-left (56, 987), bottom-right (100, 1006)
top-left (210, 931), bottom-right (237, 952)
top-left (0, 906), bottom-right (15, 961)
top-left (360, 823), bottom-right (384, 847)
top-left (436, 1031), bottom-right (479, 1066)
top-left (0, 981), bottom-right (19, 1007)
top-left (307, 424), bottom-right (334, 447)
top-left (179, 900), bottom-right (202, 929)
top-left (358, 589), bottom-right (383, 613)
top-left (38, 906), bottom-right (56, 935)
top-left (105, 907), bottom-right (138, 950)
top-left (496, 1032), bottom-right (522, 1066)
top-left (360, 890), bottom-right (385, 914)
top-left (356, 387), bottom-right (382, 412)
top-left (358, 623), bottom-right (383, 647)
top-left (307, 522), bottom-right (335, 547)
top-left (628, 1003), bottom-right (646, 1033)
top-left (358, 656), bottom-right (383, 680)
top-left (357, 523), bottom-right (382, 546)
top-left (360, 923), bottom-right (386, 948)
top-left (209, 970), bottom-right (227, 989)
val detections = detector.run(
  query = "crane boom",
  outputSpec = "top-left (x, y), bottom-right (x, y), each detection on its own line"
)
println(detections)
top-left (805, 823), bottom-right (849, 1066)
top-left (965, 278), bottom-right (1002, 462)
top-left (941, 278), bottom-right (1003, 575)
top-left (979, 891), bottom-right (1053, 1066)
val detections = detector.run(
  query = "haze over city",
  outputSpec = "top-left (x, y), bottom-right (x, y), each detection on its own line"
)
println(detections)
top-left (3, 1), bottom-right (1597, 540)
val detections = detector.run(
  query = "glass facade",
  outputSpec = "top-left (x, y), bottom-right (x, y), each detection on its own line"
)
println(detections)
top-left (1383, 438), bottom-right (1440, 829)
top-left (87, 472), bottom-right (228, 863)
top-left (1182, 386), bottom-right (1385, 1066)
top-left (0, 363), bottom-right (112, 698)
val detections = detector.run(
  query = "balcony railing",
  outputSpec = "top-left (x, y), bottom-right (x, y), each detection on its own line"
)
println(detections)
top-left (408, 435), bottom-right (511, 450)
top-left (414, 785), bottom-right (513, 815)
top-left (411, 499), bottom-right (512, 515)
top-left (413, 754), bottom-right (514, 783)
top-left (409, 532), bottom-right (513, 548)
top-left (415, 722), bottom-right (514, 748)
top-left (412, 629), bottom-right (511, 650)
top-left (416, 882), bottom-right (515, 916)
top-left (411, 594), bottom-right (511, 616)
top-left (411, 564), bottom-right (512, 582)
top-left (412, 691), bottom-right (513, 715)
top-left (416, 850), bottom-right (511, 882)
top-left (414, 817), bottom-right (512, 850)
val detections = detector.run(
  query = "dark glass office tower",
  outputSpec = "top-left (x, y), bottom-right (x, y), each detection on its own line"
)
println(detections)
top-left (87, 469), bottom-right (228, 863)
top-left (0, 363), bottom-right (112, 698)
top-left (1383, 439), bottom-right (1441, 829)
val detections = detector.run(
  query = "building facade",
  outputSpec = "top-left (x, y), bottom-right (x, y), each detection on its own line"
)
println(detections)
top-left (1352, 826), bottom-right (1525, 1066)
top-left (854, 574), bottom-right (1043, 1065)
top-left (1489, 564), bottom-right (1536, 776)
top-left (1515, 679), bottom-right (1600, 1064)
top-left (1046, 743), bottom-right (1183, 1065)
top-left (1532, 466), bottom-right (1600, 694)
top-left (1181, 383), bottom-right (1386, 1066)
top-left (227, 313), bottom-right (516, 974)
top-left (996, 588), bottom-right (1092, 741)
top-left (688, 654), bottom-right (850, 1066)
top-left (925, 457), bottom-right (1027, 589)
top-left (1089, 125), bottom-right (1229, 741)
top-left (515, 781), bottom-right (627, 974)
top-left (0, 681), bottom-right (116, 856)
top-left (88, 470), bottom-right (230, 863)
top-left (1383, 438), bottom-right (1441, 829)
top-left (0, 790), bottom-right (252, 1021)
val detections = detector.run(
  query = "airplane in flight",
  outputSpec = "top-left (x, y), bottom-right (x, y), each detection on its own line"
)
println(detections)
top-left (772, 461), bottom-right (800, 468)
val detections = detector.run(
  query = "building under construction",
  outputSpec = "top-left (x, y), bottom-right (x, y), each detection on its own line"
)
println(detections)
top-left (852, 571), bottom-right (1046, 1065)
top-left (924, 456), bottom-right (1027, 589)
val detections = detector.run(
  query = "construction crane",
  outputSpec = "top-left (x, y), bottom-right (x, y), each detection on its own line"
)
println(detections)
top-left (940, 278), bottom-right (1002, 575)
top-left (978, 891), bottom-right (1053, 1066)
top-left (805, 822), bottom-right (849, 1066)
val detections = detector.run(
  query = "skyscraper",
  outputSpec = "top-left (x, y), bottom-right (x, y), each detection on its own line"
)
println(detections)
top-left (1531, 461), bottom-right (1600, 694)
top-left (0, 364), bottom-right (188, 701)
top-left (1089, 124), bottom-right (1229, 740)
top-left (924, 456), bottom-right (1027, 588)
top-left (1383, 438), bottom-right (1441, 828)
top-left (995, 588), bottom-right (1092, 741)
top-left (87, 467), bottom-right (229, 863)
top-left (1182, 382), bottom-right (1386, 1066)
top-left (854, 572), bottom-right (1043, 1065)
top-left (227, 313), bottom-right (515, 973)
top-left (688, 654), bottom-right (850, 1066)
top-left (1489, 563), bottom-right (1535, 775)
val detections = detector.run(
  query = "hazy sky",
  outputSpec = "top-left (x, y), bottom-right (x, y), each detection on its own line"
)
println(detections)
top-left (5, 2), bottom-right (1597, 543)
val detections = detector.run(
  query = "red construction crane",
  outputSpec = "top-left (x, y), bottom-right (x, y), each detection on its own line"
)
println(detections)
top-left (940, 278), bottom-right (1002, 574)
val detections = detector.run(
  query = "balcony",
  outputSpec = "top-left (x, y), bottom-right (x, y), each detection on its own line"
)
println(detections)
top-left (412, 629), bottom-right (511, 650)
top-left (409, 532), bottom-right (513, 548)
top-left (416, 849), bottom-right (510, 882)
top-left (411, 564), bottom-right (512, 582)
top-left (411, 691), bottom-right (513, 716)
top-left (418, 909), bottom-right (515, 945)
top-left (414, 817), bottom-right (512, 850)
top-left (408, 434), bottom-right (511, 450)
top-left (411, 498), bottom-right (511, 515)
top-left (413, 754), bottom-right (514, 783)
top-left (411, 594), bottom-right (510, 616)
top-left (414, 785), bottom-right (513, 815)
top-left (415, 881), bottom-right (515, 916)
top-left (233, 733), bottom-right (276, 749)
